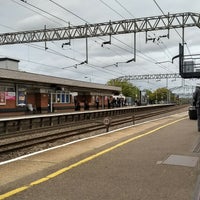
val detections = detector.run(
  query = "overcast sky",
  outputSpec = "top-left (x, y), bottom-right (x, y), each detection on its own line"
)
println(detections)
top-left (0, 0), bottom-right (200, 95)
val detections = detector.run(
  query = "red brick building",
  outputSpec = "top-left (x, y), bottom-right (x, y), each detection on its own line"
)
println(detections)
top-left (0, 58), bottom-right (121, 117)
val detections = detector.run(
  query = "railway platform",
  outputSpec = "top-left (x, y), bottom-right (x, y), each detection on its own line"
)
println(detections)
top-left (1, 110), bottom-right (200, 199)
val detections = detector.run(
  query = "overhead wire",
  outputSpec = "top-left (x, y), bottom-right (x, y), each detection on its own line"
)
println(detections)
top-left (18, 0), bottom-right (164, 78)
top-left (94, 0), bottom-right (177, 75)
top-left (152, 0), bottom-right (192, 56)
top-left (46, 0), bottom-right (137, 69)
top-left (98, 0), bottom-right (125, 19)
top-left (9, 0), bottom-right (187, 69)
top-left (48, 0), bottom-right (88, 23)
top-left (47, 0), bottom-right (142, 67)
top-left (48, 0), bottom-right (169, 74)
top-left (10, 0), bottom-right (63, 26)
top-left (48, 0), bottom-right (129, 63)
top-left (112, 36), bottom-right (176, 73)
top-left (114, 0), bottom-right (177, 72)
top-left (0, 5), bottom-right (83, 69)
top-left (9, 1), bottom-right (179, 82)
top-left (50, 41), bottom-right (127, 77)
top-left (114, 0), bottom-right (135, 18)
top-left (18, 0), bottom-right (69, 25)
top-left (152, 0), bottom-right (194, 87)
top-left (10, 0), bottom-right (123, 79)
top-left (100, 0), bottom-right (176, 73)
top-left (22, 0), bottom-right (128, 73)
top-left (113, 0), bottom-right (197, 90)
top-left (0, 9), bottom-right (99, 78)
top-left (30, 42), bottom-right (123, 79)
top-left (101, 0), bottom-right (182, 90)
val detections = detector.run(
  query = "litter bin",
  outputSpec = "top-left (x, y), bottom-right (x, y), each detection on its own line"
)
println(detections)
top-left (188, 106), bottom-right (197, 120)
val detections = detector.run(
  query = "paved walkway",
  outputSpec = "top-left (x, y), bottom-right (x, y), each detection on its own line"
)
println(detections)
top-left (1, 111), bottom-right (200, 200)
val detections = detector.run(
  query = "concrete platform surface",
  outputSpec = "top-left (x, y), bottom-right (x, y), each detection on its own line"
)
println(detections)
top-left (1, 111), bottom-right (200, 200)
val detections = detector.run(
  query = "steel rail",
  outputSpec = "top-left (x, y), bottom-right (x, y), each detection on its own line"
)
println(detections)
top-left (0, 105), bottom-right (186, 156)
top-left (0, 104), bottom-right (174, 135)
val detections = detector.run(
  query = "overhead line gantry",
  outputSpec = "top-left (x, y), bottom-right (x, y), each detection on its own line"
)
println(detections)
top-left (0, 12), bottom-right (199, 45)
top-left (116, 73), bottom-right (181, 81)
top-left (1, 12), bottom-right (200, 78)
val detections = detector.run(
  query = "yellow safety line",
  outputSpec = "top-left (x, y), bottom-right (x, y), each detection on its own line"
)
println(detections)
top-left (0, 117), bottom-right (187, 200)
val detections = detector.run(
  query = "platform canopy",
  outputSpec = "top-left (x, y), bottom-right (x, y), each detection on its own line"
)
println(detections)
top-left (0, 67), bottom-right (121, 95)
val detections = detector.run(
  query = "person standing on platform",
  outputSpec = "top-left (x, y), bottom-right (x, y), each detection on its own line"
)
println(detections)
top-left (193, 83), bottom-right (200, 131)
top-left (95, 97), bottom-right (99, 109)
top-left (84, 100), bottom-right (89, 110)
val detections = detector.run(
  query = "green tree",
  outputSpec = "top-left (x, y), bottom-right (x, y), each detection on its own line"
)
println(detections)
top-left (145, 89), bottom-right (153, 104)
top-left (107, 79), bottom-right (138, 98)
top-left (152, 87), bottom-right (173, 103)
top-left (107, 80), bottom-right (176, 104)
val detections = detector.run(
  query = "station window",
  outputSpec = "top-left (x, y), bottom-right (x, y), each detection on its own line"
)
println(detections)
top-left (52, 92), bottom-right (70, 103)
top-left (6, 87), bottom-right (15, 92)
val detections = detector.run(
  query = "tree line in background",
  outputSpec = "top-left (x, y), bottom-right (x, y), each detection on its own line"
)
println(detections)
top-left (107, 79), bottom-right (182, 104)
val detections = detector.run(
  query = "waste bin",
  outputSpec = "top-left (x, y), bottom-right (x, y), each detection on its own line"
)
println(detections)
top-left (188, 106), bottom-right (197, 120)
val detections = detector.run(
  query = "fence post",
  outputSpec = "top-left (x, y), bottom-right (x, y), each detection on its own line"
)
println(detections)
top-left (132, 109), bottom-right (135, 125)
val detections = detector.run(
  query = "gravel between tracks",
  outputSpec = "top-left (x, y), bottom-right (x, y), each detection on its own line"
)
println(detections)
top-left (0, 106), bottom-right (188, 163)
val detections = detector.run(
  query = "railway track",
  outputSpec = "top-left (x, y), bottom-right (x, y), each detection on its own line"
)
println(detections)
top-left (0, 105), bottom-right (187, 161)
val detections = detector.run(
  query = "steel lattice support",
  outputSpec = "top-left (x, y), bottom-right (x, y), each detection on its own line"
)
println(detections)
top-left (0, 12), bottom-right (199, 45)
top-left (116, 73), bottom-right (181, 81)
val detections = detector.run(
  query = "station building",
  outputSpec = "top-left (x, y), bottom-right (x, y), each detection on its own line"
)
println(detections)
top-left (0, 58), bottom-right (121, 117)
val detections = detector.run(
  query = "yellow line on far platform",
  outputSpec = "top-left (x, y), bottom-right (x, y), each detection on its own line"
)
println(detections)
top-left (0, 117), bottom-right (187, 200)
